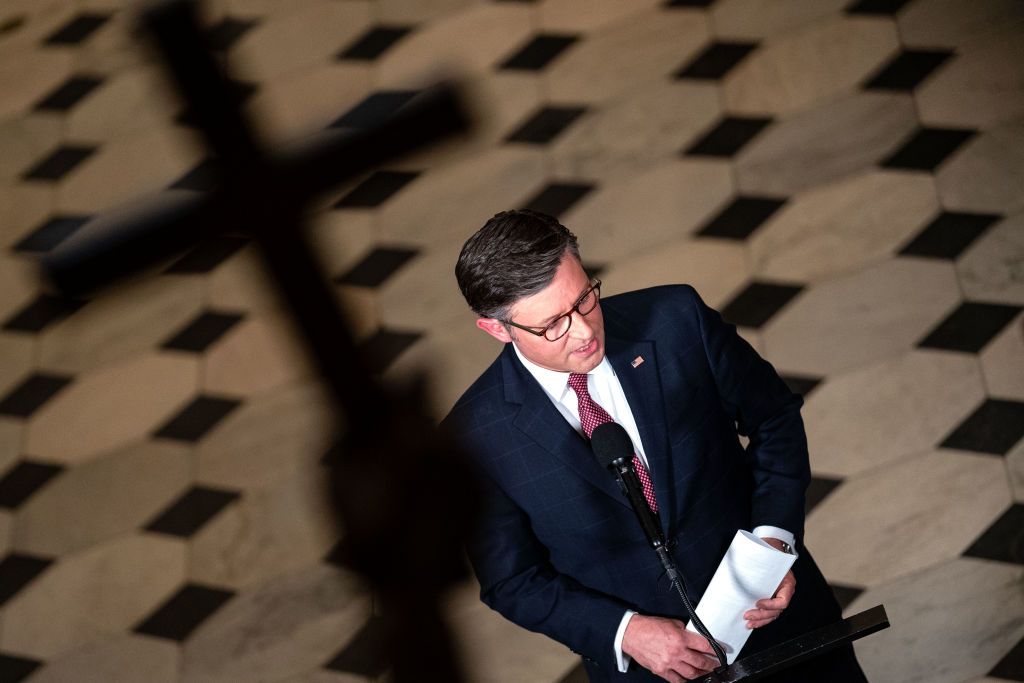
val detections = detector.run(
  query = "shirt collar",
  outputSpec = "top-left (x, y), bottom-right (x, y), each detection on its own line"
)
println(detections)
top-left (511, 342), bottom-right (615, 402)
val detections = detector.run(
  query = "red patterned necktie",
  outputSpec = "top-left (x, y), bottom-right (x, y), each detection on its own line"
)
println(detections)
top-left (567, 373), bottom-right (658, 513)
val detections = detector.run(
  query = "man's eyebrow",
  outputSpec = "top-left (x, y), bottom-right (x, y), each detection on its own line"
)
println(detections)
top-left (538, 283), bottom-right (591, 325)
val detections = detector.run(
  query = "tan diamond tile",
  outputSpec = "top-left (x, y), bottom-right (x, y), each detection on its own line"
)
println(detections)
top-left (540, 0), bottom-right (660, 33)
top-left (0, 533), bottom-right (185, 659)
top-left (25, 352), bottom-right (199, 465)
top-left (898, 0), bottom-right (1024, 49)
top-left (749, 170), bottom-right (938, 283)
top-left (249, 62), bottom-right (372, 140)
top-left (802, 350), bottom-right (986, 477)
top-left (936, 118), bottom-right (1024, 215)
top-left (64, 65), bottom-right (179, 143)
top-left (806, 449), bottom-right (1010, 587)
top-left (0, 252), bottom-right (40, 323)
top-left (711, 0), bottom-right (847, 41)
top-left (39, 275), bottom-right (205, 375)
top-left (196, 379), bottom-right (334, 492)
top-left (544, 7), bottom-right (709, 104)
top-left (27, 634), bottom-right (179, 683)
top-left (0, 184), bottom-right (55, 250)
top-left (0, 418), bottom-right (21, 478)
top-left (13, 439), bottom-right (191, 557)
top-left (0, 332), bottom-right (34, 400)
top-left (724, 16), bottom-right (898, 116)
top-left (956, 213), bottom-right (1024, 306)
top-left (980, 313), bottom-right (1024, 399)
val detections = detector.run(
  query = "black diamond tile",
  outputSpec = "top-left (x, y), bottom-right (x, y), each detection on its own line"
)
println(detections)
top-left (0, 461), bottom-right (64, 509)
top-left (940, 399), bottom-right (1024, 456)
top-left (3, 294), bottom-right (87, 333)
top-left (522, 182), bottom-right (595, 218)
top-left (0, 553), bottom-right (53, 607)
top-left (990, 636), bottom-right (1024, 680)
top-left (176, 80), bottom-right (257, 129)
top-left (899, 211), bottom-right (1000, 259)
top-left (324, 538), bottom-right (346, 567)
top-left (336, 247), bottom-right (419, 288)
top-left (169, 158), bottom-right (220, 191)
top-left (505, 106), bottom-right (587, 144)
top-left (330, 90), bottom-right (419, 129)
top-left (360, 329), bottom-right (422, 374)
top-left (863, 49), bottom-right (953, 91)
top-left (720, 282), bottom-right (803, 329)
top-left (134, 583), bottom-right (235, 641)
top-left (675, 41), bottom-right (757, 80)
top-left (558, 662), bottom-right (590, 683)
top-left (697, 196), bottom-right (786, 240)
top-left (683, 116), bottom-right (773, 157)
top-left (334, 170), bottom-right (420, 208)
top-left (337, 25), bottom-right (413, 61)
top-left (917, 302), bottom-right (1021, 353)
top-left (33, 74), bottom-right (104, 112)
top-left (963, 503), bottom-right (1024, 565)
top-left (805, 476), bottom-right (842, 515)
top-left (780, 374), bottom-right (822, 399)
top-left (498, 34), bottom-right (578, 71)
top-left (21, 144), bottom-right (96, 181)
top-left (43, 12), bottom-right (110, 45)
top-left (162, 311), bottom-right (246, 352)
top-left (12, 214), bottom-right (92, 253)
top-left (0, 374), bottom-right (72, 418)
top-left (829, 583), bottom-right (864, 611)
top-left (154, 396), bottom-right (242, 442)
top-left (325, 614), bottom-right (388, 677)
top-left (0, 653), bottom-right (42, 682)
top-left (880, 127), bottom-right (975, 171)
top-left (164, 235), bottom-right (250, 274)
top-left (205, 16), bottom-right (259, 51)
top-left (845, 0), bottom-right (912, 14)
top-left (145, 486), bottom-right (240, 537)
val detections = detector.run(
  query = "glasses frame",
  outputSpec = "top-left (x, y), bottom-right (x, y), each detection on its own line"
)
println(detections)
top-left (502, 279), bottom-right (602, 342)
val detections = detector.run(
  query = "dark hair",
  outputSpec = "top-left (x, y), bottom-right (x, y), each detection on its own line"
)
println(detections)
top-left (456, 209), bottom-right (580, 319)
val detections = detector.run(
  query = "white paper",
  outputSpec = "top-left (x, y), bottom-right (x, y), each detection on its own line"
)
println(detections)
top-left (684, 530), bottom-right (797, 664)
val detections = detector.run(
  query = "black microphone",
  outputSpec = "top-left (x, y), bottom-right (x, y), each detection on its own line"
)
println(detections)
top-left (591, 422), bottom-right (665, 551)
top-left (591, 422), bottom-right (727, 668)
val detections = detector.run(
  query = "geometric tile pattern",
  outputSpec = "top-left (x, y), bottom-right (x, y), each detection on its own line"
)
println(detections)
top-left (335, 247), bottom-right (419, 288)
top-left (153, 396), bottom-right (243, 443)
top-left (720, 281), bottom-right (803, 329)
top-left (675, 41), bottom-right (757, 80)
top-left (0, 373), bottom-right (73, 418)
top-left (144, 485), bottom-right (240, 538)
top-left (161, 311), bottom-right (246, 352)
top-left (42, 12), bottom-right (110, 45)
top-left (2, 295), bottom-right (87, 333)
top-left (0, 1), bottom-right (1021, 680)
top-left (917, 302), bottom-right (1022, 353)
top-left (505, 106), bottom-right (588, 145)
top-left (963, 503), bottom-right (1024, 565)
top-left (0, 461), bottom-right (64, 509)
top-left (898, 211), bottom-right (1001, 260)
top-left (498, 34), bottom-right (578, 71)
top-left (863, 49), bottom-right (953, 92)
top-left (940, 399), bottom-right (1024, 456)
top-left (880, 127), bottom-right (976, 171)
top-left (336, 26), bottom-right (413, 61)
top-left (133, 583), bottom-right (235, 642)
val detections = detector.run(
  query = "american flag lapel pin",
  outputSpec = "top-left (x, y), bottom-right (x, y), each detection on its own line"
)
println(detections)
top-left (631, 355), bottom-right (644, 368)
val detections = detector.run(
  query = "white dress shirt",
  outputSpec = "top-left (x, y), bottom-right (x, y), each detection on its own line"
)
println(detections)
top-left (512, 343), bottom-right (795, 673)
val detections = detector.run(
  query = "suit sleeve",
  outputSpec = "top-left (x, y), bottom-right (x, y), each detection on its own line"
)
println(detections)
top-left (686, 287), bottom-right (811, 541)
top-left (465, 466), bottom-right (633, 671)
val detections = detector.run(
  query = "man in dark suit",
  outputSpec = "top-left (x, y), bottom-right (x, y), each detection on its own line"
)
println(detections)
top-left (444, 210), bottom-right (866, 682)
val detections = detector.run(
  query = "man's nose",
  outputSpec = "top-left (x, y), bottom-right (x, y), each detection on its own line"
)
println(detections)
top-left (569, 310), bottom-right (593, 339)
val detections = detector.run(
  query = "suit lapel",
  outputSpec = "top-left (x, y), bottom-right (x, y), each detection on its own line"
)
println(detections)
top-left (605, 335), bottom-right (675, 533)
top-left (502, 347), bottom-right (630, 509)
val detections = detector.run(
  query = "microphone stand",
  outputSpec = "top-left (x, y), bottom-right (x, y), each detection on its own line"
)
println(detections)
top-left (607, 458), bottom-right (728, 669)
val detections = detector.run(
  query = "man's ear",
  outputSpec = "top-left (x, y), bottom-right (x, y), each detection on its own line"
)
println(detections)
top-left (476, 317), bottom-right (514, 343)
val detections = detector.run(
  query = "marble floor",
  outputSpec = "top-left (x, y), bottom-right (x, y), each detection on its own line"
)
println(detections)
top-left (0, 0), bottom-right (1022, 681)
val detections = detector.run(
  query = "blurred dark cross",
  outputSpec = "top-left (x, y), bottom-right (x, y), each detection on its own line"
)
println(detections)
top-left (43, 1), bottom-right (477, 680)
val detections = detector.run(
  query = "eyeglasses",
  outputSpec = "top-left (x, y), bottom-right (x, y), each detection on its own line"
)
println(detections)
top-left (503, 279), bottom-right (602, 342)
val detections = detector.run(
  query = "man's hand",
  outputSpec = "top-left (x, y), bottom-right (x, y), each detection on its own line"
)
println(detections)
top-left (744, 537), bottom-right (797, 629)
top-left (621, 614), bottom-right (720, 682)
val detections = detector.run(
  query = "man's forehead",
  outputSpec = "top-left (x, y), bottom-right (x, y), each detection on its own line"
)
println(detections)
top-left (512, 272), bottom-right (590, 321)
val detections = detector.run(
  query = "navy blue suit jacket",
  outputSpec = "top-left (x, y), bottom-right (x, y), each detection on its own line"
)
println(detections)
top-left (444, 285), bottom-right (824, 676)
